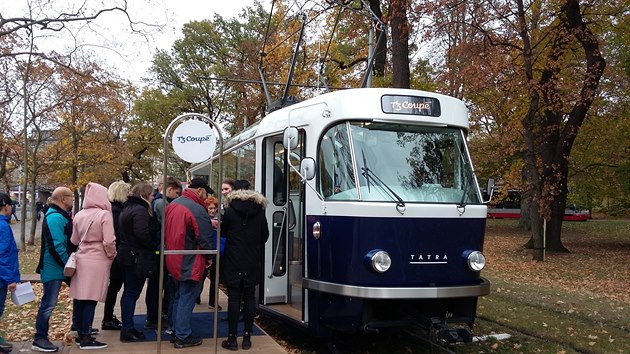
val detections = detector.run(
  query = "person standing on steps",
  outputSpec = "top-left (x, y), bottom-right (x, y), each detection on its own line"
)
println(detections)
top-left (220, 180), bottom-right (269, 351)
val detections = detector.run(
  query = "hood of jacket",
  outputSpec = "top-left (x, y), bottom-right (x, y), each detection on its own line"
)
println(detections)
top-left (225, 190), bottom-right (267, 218)
top-left (82, 182), bottom-right (111, 211)
top-left (181, 188), bottom-right (206, 208)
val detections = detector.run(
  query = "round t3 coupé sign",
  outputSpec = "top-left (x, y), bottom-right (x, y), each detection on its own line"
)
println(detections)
top-left (172, 119), bottom-right (216, 163)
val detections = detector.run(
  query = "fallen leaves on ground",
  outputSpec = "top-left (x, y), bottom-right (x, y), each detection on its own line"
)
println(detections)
top-left (0, 282), bottom-right (72, 342)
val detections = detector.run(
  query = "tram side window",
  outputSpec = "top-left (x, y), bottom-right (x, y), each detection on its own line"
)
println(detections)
top-left (218, 141), bottom-right (257, 190)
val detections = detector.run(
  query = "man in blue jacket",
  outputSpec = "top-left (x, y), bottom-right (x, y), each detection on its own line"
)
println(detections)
top-left (32, 187), bottom-right (75, 352)
top-left (0, 192), bottom-right (20, 352)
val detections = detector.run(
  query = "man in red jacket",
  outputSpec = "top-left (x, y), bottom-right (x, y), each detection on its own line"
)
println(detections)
top-left (164, 178), bottom-right (215, 349)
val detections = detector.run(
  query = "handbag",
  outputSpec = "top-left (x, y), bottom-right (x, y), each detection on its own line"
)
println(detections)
top-left (63, 252), bottom-right (77, 277)
top-left (63, 213), bottom-right (98, 277)
top-left (133, 250), bottom-right (158, 279)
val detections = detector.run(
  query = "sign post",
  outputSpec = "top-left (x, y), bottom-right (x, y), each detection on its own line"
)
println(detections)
top-left (157, 113), bottom-right (224, 353)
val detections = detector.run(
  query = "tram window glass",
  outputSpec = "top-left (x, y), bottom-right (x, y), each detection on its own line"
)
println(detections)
top-left (289, 130), bottom-right (304, 194)
top-left (273, 142), bottom-right (286, 205)
top-left (272, 211), bottom-right (286, 276)
top-left (288, 131), bottom-right (304, 263)
top-left (318, 123), bottom-right (358, 199)
top-left (221, 141), bottom-right (256, 190)
top-left (318, 122), bottom-right (480, 204)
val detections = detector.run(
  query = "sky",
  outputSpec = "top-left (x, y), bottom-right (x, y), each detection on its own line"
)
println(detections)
top-left (1, 0), bottom-right (265, 85)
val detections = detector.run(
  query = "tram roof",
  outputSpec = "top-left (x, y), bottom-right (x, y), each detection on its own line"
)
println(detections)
top-left (190, 88), bottom-right (469, 172)
top-left (256, 87), bottom-right (470, 137)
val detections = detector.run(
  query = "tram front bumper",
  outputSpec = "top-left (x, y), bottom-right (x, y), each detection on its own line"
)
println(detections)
top-left (302, 277), bottom-right (491, 299)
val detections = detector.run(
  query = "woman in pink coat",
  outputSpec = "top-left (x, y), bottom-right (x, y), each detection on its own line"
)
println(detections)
top-left (70, 182), bottom-right (117, 350)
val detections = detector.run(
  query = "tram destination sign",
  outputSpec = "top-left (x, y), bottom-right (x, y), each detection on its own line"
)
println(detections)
top-left (381, 95), bottom-right (441, 117)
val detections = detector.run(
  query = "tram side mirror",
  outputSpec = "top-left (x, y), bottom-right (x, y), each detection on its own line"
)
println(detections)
top-left (283, 126), bottom-right (299, 150)
top-left (300, 157), bottom-right (316, 180)
top-left (484, 177), bottom-right (495, 204)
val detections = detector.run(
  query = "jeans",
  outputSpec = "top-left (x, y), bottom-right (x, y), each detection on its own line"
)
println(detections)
top-left (0, 286), bottom-right (7, 318)
top-left (121, 267), bottom-right (146, 330)
top-left (207, 262), bottom-right (219, 306)
top-left (227, 280), bottom-right (255, 335)
top-left (172, 279), bottom-right (202, 340)
top-left (74, 300), bottom-right (97, 336)
top-left (103, 261), bottom-right (124, 322)
top-left (164, 274), bottom-right (176, 329)
top-left (145, 273), bottom-right (161, 323)
top-left (35, 280), bottom-right (63, 340)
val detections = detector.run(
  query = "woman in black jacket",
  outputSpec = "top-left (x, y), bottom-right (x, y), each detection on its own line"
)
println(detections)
top-left (101, 181), bottom-right (130, 330)
top-left (220, 182), bottom-right (269, 351)
top-left (117, 182), bottom-right (157, 342)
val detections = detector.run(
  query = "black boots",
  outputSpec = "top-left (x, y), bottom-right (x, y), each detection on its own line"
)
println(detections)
top-left (79, 334), bottom-right (107, 350)
top-left (221, 334), bottom-right (238, 351)
top-left (119, 328), bottom-right (146, 342)
top-left (242, 332), bottom-right (251, 350)
top-left (220, 333), bottom-right (251, 351)
top-left (101, 315), bottom-right (122, 330)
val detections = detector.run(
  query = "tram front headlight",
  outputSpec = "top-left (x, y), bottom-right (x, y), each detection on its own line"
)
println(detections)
top-left (365, 249), bottom-right (391, 273)
top-left (467, 251), bottom-right (486, 272)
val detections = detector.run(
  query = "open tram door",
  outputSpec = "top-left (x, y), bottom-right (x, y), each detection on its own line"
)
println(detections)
top-left (261, 128), bottom-right (306, 324)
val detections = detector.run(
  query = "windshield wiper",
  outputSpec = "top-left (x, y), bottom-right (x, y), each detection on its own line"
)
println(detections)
top-left (458, 177), bottom-right (468, 208)
top-left (361, 150), bottom-right (372, 193)
top-left (360, 151), bottom-right (406, 211)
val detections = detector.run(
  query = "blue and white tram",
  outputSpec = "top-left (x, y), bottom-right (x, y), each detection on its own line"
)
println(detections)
top-left (192, 87), bottom-right (491, 342)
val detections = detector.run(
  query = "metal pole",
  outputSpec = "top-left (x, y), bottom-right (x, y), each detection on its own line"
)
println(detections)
top-left (157, 113), bottom-right (224, 353)
top-left (367, 26), bottom-right (373, 88)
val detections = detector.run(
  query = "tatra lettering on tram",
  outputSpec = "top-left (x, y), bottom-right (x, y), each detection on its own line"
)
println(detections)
top-left (191, 87), bottom-right (494, 343)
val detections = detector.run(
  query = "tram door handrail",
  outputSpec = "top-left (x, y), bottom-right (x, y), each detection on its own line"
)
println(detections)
top-left (158, 113), bottom-right (224, 354)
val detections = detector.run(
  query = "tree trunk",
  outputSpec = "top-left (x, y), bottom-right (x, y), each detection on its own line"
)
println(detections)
top-left (518, 163), bottom-right (533, 230)
top-left (546, 188), bottom-right (570, 252)
top-left (28, 181), bottom-right (37, 245)
top-left (537, 0), bottom-right (606, 253)
top-left (390, 0), bottom-right (410, 88)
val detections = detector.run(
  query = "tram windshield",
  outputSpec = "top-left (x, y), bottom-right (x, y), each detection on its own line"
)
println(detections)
top-left (318, 121), bottom-right (481, 204)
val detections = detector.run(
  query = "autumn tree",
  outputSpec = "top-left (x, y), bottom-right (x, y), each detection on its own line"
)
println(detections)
top-left (1, 0), bottom-right (160, 248)
top-left (421, 0), bottom-right (614, 258)
top-left (43, 62), bottom-right (135, 208)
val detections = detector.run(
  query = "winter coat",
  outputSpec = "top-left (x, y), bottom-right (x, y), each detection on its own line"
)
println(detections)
top-left (36, 204), bottom-right (73, 283)
top-left (0, 214), bottom-right (20, 287)
top-left (165, 189), bottom-right (214, 282)
top-left (111, 201), bottom-right (124, 249)
top-left (117, 196), bottom-right (158, 267)
top-left (220, 189), bottom-right (269, 288)
top-left (69, 182), bottom-right (117, 302)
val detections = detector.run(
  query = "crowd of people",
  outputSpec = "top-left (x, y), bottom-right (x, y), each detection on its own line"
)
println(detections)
top-left (0, 176), bottom-right (269, 352)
